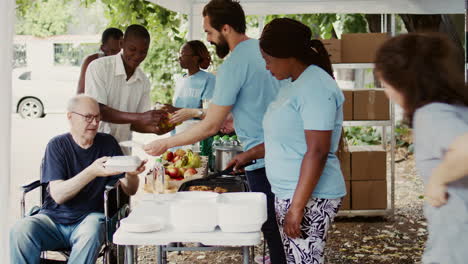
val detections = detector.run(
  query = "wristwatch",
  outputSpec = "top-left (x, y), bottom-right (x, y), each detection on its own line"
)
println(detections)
top-left (196, 109), bottom-right (203, 118)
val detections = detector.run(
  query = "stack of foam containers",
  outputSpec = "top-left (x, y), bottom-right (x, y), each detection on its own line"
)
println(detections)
top-left (169, 191), bottom-right (267, 233)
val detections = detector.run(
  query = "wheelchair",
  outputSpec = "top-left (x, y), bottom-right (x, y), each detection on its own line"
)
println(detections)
top-left (20, 177), bottom-right (131, 264)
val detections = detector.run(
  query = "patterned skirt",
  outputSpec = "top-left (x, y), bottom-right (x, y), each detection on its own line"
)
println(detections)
top-left (275, 197), bottom-right (341, 264)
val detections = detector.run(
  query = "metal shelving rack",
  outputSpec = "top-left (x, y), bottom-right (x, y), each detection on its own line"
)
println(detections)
top-left (332, 14), bottom-right (397, 218)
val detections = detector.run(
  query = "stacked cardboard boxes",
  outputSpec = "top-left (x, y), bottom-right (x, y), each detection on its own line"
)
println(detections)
top-left (338, 145), bottom-right (387, 210)
top-left (341, 89), bottom-right (389, 121)
top-left (321, 33), bottom-right (389, 64)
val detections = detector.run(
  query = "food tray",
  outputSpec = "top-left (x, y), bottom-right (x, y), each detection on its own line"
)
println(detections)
top-left (178, 175), bottom-right (249, 193)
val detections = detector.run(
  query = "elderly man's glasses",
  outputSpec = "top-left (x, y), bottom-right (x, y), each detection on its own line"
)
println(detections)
top-left (72, 112), bottom-right (101, 123)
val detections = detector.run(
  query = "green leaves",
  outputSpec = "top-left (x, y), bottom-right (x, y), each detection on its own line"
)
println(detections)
top-left (16, 0), bottom-right (74, 37)
top-left (345, 126), bottom-right (382, 145)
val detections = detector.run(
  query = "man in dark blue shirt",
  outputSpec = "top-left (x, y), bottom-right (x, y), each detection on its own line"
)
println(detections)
top-left (10, 95), bottom-right (145, 264)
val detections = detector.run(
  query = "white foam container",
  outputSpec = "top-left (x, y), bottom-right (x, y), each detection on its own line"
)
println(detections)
top-left (217, 192), bottom-right (267, 233)
top-left (120, 216), bottom-right (165, 233)
top-left (170, 191), bottom-right (219, 232)
top-left (105, 156), bottom-right (141, 172)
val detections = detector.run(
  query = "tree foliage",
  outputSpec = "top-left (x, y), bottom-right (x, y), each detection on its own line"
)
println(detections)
top-left (16, 0), bottom-right (74, 37)
top-left (82, 0), bottom-right (186, 104)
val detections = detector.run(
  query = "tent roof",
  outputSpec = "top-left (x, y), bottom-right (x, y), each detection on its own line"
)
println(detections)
top-left (149, 0), bottom-right (464, 15)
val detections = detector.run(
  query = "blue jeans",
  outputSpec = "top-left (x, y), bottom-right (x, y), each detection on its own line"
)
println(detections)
top-left (246, 167), bottom-right (286, 264)
top-left (10, 212), bottom-right (105, 264)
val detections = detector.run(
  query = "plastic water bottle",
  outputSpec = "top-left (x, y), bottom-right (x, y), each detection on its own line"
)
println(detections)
top-left (212, 135), bottom-right (221, 148)
top-left (221, 135), bottom-right (230, 146)
top-left (230, 135), bottom-right (240, 147)
top-left (153, 158), bottom-right (166, 194)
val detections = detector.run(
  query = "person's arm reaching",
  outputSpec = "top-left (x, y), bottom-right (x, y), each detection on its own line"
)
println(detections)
top-left (48, 157), bottom-right (122, 204)
top-left (426, 133), bottom-right (468, 207)
top-left (100, 104), bottom-right (171, 135)
top-left (119, 160), bottom-right (147, 196)
top-left (225, 143), bottom-right (265, 171)
top-left (284, 130), bottom-right (332, 238)
top-left (144, 103), bottom-right (232, 156)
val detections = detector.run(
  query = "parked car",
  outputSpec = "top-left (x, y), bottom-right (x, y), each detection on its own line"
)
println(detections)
top-left (12, 66), bottom-right (80, 118)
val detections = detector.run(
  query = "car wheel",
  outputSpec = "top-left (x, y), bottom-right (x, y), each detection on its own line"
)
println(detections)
top-left (18, 98), bottom-right (44, 118)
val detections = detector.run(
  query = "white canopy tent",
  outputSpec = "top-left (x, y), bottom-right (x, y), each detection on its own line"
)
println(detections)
top-left (150, 0), bottom-right (465, 39)
top-left (0, 0), bottom-right (464, 262)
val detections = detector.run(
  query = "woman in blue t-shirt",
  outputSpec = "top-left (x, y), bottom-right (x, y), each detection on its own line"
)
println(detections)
top-left (167, 40), bottom-right (215, 132)
top-left (259, 18), bottom-right (346, 263)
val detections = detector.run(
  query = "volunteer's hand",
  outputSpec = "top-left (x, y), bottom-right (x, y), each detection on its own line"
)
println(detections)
top-left (225, 152), bottom-right (251, 172)
top-left (170, 108), bottom-right (199, 124)
top-left (126, 159), bottom-right (148, 177)
top-left (425, 178), bottom-right (449, 207)
top-left (144, 139), bottom-right (169, 156)
top-left (136, 110), bottom-right (167, 127)
top-left (89, 157), bottom-right (122, 177)
top-left (161, 104), bottom-right (179, 113)
top-left (284, 206), bottom-right (304, 238)
top-left (220, 114), bottom-right (234, 134)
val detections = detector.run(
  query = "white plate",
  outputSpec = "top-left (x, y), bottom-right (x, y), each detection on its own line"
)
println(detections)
top-left (120, 216), bottom-right (165, 233)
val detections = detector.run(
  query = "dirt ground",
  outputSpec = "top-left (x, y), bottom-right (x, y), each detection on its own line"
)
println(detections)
top-left (133, 150), bottom-right (427, 264)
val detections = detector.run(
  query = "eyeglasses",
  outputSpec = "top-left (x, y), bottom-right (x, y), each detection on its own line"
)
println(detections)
top-left (72, 112), bottom-right (101, 123)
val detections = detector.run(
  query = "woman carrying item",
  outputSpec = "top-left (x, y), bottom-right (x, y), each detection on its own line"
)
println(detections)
top-left (375, 33), bottom-right (468, 264)
top-left (260, 18), bottom-right (346, 263)
top-left (168, 40), bottom-right (215, 128)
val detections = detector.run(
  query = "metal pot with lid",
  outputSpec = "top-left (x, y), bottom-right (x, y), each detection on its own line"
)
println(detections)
top-left (213, 145), bottom-right (243, 172)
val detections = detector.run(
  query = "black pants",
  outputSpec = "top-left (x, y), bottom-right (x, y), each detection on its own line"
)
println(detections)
top-left (246, 167), bottom-right (286, 264)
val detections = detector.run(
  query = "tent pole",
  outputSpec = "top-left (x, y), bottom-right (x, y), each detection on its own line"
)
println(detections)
top-left (0, 0), bottom-right (13, 263)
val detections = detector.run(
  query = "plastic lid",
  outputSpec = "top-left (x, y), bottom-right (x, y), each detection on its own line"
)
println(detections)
top-left (214, 135), bottom-right (221, 140)
top-left (222, 135), bottom-right (230, 140)
top-left (230, 135), bottom-right (237, 140)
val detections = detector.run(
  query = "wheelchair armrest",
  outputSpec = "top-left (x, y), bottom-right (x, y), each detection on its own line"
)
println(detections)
top-left (20, 180), bottom-right (41, 194)
top-left (105, 179), bottom-right (121, 192)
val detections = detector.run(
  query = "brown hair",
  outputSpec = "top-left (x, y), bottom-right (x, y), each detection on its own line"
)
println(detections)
top-left (186, 40), bottom-right (211, 70)
top-left (375, 33), bottom-right (468, 125)
top-left (202, 0), bottom-right (246, 34)
top-left (259, 18), bottom-right (334, 78)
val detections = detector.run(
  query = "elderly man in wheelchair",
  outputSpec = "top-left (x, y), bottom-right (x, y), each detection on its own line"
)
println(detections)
top-left (10, 94), bottom-right (146, 264)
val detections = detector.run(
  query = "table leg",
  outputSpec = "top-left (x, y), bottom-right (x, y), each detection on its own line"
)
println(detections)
top-left (125, 245), bottom-right (134, 264)
top-left (157, 246), bottom-right (163, 264)
top-left (243, 246), bottom-right (250, 264)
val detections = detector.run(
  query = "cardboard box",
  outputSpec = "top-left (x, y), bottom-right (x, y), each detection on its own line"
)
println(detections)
top-left (320, 38), bottom-right (341, 63)
top-left (353, 89), bottom-right (389, 120)
top-left (342, 89), bottom-right (353, 121)
top-left (341, 33), bottom-right (389, 63)
top-left (349, 145), bottom-right (386, 181)
top-left (352, 180), bottom-right (387, 210)
top-left (341, 180), bottom-right (351, 210)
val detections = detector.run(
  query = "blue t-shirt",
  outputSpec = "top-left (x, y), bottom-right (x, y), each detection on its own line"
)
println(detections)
top-left (40, 133), bottom-right (124, 224)
top-left (173, 70), bottom-right (215, 109)
top-left (211, 39), bottom-right (280, 171)
top-left (263, 65), bottom-right (346, 200)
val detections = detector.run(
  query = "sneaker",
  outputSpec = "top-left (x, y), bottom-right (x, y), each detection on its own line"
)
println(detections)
top-left (254, 255), bottom-right (271, 264)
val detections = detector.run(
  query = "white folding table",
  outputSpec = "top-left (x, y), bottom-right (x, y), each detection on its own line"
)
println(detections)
top-left (113, 196), bottom-right (262, 264)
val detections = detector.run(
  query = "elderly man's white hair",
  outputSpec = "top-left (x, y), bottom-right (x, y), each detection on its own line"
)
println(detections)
top-left (66, 94), bottom-right (98, 112)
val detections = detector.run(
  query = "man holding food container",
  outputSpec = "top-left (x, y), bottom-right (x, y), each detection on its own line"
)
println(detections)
top-left (85, 24), bottom-right (173, 154)
top-left (9, 95), bottom-right (146, 264)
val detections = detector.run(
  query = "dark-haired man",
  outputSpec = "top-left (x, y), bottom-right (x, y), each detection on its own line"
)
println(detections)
top-left (86, 24), bottom-right (170, 154)
top-left (77, 27), bottom-right (123, 94)
top-left (143, 1), bottom-right (286, 263)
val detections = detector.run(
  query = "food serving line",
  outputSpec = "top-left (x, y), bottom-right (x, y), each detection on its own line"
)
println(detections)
top-left (113, 192), bottom-right (264, 264)
top-left (113, 145), bottom-right (265, 264)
